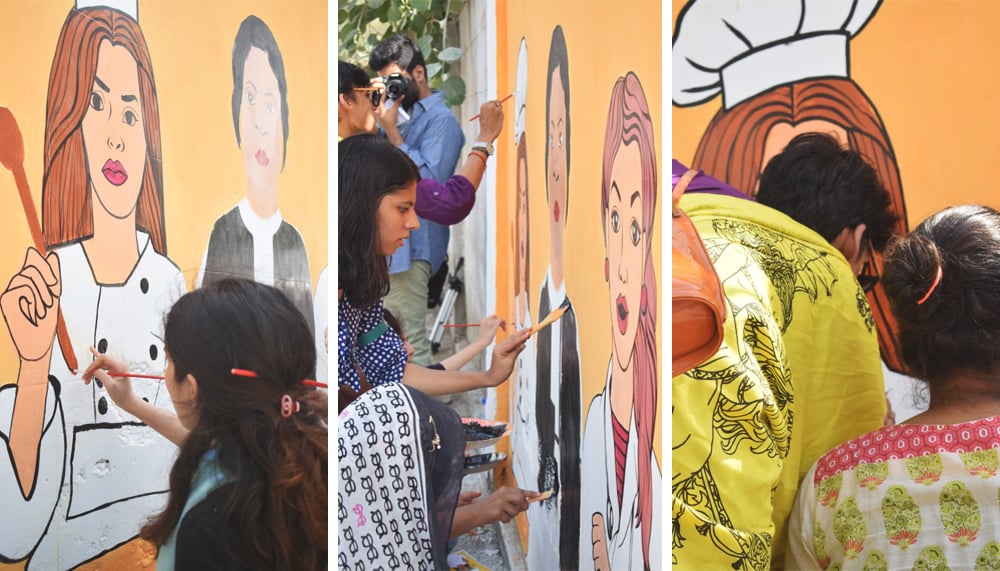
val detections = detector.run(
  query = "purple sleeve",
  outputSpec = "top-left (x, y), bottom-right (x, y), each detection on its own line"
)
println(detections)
top-left (672, 158), bottom-right (752, 200)
top-left (415, 175), bottom-right (477, 225)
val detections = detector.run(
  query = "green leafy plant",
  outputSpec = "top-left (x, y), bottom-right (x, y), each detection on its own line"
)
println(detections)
top-left (338, 0), bottom-right (467, 106)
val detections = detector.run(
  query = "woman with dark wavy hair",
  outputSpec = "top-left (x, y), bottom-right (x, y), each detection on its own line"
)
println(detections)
top-left (85, 278), bottom-right (327, 569)
top-left (337, 134), bottom-right (528, 397)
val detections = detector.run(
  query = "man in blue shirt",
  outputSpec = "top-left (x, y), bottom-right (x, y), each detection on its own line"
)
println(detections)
top-left (370, 35), bottom-right (465, 365)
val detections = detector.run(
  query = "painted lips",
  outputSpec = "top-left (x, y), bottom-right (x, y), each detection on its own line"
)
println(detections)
top-left (553, 201), bottom-right (560, 223)
top-left (102, 159), bottom-right (127, 186)
top-left (255, 149), bottom-right (269, 166)
top-left (617, 294), bottom-right (629, 335)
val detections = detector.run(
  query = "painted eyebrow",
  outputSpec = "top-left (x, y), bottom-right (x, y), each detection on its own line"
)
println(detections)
top-left (630, 191), bottom-right (640, 206)
top-left (612, 180), bottom-right (621, 202)
top-left (94, 76), bottom-right (110, 92)
top-left (122, 94), bottom-right (137, 103)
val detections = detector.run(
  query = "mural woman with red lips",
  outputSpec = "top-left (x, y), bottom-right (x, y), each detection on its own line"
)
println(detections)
top-left (579, 71), bottom-right (661, 571)
top-left (0, 5), bottom-right (185, 569)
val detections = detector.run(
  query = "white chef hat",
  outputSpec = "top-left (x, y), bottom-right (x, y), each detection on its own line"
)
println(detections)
top-left (673, 0), bottom-right (880, 110)
top-left (514, 37), bottom-right (528, 146)
top-left (76, 0), bottom-right (138, 20)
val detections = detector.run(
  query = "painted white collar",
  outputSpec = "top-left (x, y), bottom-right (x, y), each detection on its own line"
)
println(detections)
top-left (236, 197), bottom-right (283, 238)
top-left (544, 266), bottom-right (567, 308)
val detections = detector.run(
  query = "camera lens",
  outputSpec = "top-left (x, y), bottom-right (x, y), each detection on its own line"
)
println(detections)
top-left (384, 74), bottom-right (407, 100)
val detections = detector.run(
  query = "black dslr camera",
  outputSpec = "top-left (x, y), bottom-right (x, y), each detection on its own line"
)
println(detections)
top-left (383, 73), bottom-right (410, 100)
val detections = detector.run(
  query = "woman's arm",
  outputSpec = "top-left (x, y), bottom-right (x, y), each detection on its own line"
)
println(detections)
top-left (450, 487), bottom-right (537, 538)
top-left (403, 328), bottom-right (529, 396)
top-left (455, 100), bottom-right (504, 189)
top-left (437, 315), bottom-right (504, 371)
top-left (83, 349), bottom-right (189, 447)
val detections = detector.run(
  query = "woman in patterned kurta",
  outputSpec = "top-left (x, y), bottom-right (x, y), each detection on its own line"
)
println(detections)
top-left (337, 135), bottom-right (530, 570)
top-left (788, 205), bottom-right (1000, 569)
top-left (337, 135), bottom-right (417, 393)
top-left (672, 151), bottom-right (889, 569)
top-left (338, 135), bottom-right (528, 397)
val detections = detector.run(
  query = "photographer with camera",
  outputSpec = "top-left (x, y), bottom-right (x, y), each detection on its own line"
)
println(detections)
top-left (366, 35), bottom-right (496, 367)
top-left (338, 60), bottom-right (504, 227)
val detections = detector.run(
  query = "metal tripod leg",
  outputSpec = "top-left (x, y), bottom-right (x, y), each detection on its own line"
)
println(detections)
top-left (429, 257), bottom-right (465, 354)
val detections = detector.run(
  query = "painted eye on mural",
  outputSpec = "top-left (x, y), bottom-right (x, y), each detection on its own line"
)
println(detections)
top-left (549, 134), bottom-right (554, 149)
top-left (89, 91), bottom-right (105, 112)
top-left (558, 132), bottom-right (563, 148)
top-left (630, 218), bottom-right (640, 246)
top-left (267, 101), bottom-right (275, 115)
top-left (123, 109), bottom-right (138, 127)
top-left (247, 91), bottom-right (255, 105)
top-left (611, 209), bottom-right (620, 233)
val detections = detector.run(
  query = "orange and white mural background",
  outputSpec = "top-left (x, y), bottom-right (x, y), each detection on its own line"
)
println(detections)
top-left (673, 0), bottom-right (1000, 230)
top-left (0, 1), bottom-right (325, 568)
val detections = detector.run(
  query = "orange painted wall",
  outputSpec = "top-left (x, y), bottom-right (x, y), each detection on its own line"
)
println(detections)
top-left (672, 0), bottom-right (1000, 228)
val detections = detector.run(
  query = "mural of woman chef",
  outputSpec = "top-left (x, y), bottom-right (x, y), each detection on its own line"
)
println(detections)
top-left (672, 0), bottom-right (919, 413)
top-left (579, 71), bottom-right (661, 571)
top-left (197, 15), bottom-right (315, 340)
top-left (510, 35), bottom-right (538, 517)
top-left (0, 2), bottom-right (184, 568)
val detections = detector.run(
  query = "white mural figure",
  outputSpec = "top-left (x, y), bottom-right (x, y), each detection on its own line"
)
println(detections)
top-left (579, 71), bottom-right (661, 571)
top-left (0, 2), bottom-right (183, 568)
top-left (510, 35), bottom-right (538, 519)
top-left (197, 16), bottom-right (315, 340)
top-left (313, 265), bottom-right (328, 383)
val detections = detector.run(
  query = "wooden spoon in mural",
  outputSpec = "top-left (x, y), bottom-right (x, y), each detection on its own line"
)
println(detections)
top-left (0, 107), bottom-right (78, 373)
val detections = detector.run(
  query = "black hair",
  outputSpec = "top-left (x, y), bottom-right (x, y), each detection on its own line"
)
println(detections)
top-left (756, 132), bottom-right (897, 252)
top-left (882, 204), bottom-right (1000, 381)
top-left (338, 134), bottom-right (420, 308)
top-left (382, 308), bottom-right (404, 337)
top-left (368, 33), bottom-right (425, 75)
top-left (144, 278), bottom-right (326, 569)
top-left (232, 15), bottom-right (289, 170)
top-left (338, 60), bottom-right (370, 101)
top-left (545, 25), bottom-right (570, 219)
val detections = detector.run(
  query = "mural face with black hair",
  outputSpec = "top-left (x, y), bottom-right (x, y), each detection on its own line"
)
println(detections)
top-left (231, 15), bottom-right (289, 172)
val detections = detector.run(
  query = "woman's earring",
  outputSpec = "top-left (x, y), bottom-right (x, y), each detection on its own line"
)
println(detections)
top-left (604, 258), bottom-right (609, 281)
top-left (640, 285), bottom-right (648, 314)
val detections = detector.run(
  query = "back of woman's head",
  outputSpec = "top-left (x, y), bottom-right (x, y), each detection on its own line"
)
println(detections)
top-left (882, 205), bottom-right (1000, 380)
top-left (338, 134), bottom-right (420, 307)
top-left (147, 278), bottom-right (326, 569)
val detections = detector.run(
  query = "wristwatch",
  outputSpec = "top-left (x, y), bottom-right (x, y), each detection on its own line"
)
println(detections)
top-left (471, 142), bottom-right (494, 157)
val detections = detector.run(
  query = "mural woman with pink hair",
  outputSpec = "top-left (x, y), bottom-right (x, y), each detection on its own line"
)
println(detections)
top-left (579, 71), bottom-right (660, 571)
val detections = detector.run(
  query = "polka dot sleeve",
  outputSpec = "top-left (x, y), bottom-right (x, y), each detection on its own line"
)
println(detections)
top-left (338, 297), bottom-right (407, 391)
